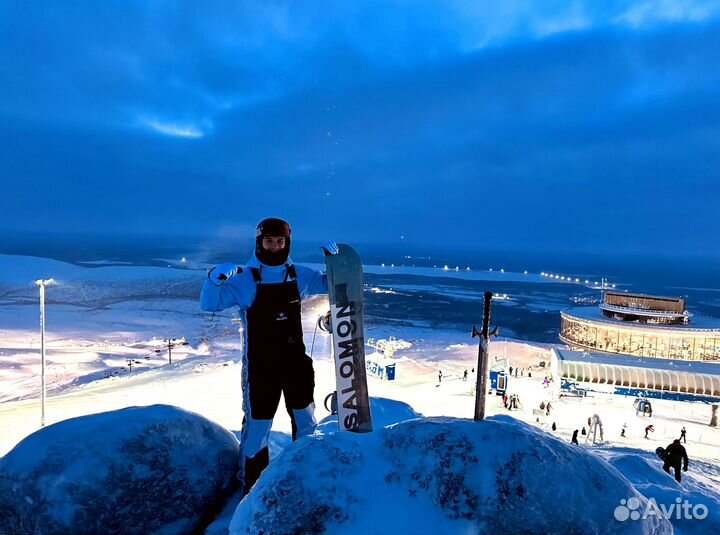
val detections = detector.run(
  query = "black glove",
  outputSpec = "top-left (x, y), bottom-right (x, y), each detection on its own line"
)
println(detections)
top-left (683, 465), bottom-right (688, 472)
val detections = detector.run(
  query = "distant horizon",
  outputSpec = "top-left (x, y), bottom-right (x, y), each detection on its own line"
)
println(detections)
top-left (1, 228), bottom-right (718, 291)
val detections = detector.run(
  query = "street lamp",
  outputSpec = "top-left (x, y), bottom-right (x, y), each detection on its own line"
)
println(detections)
top-left (35, 278), bottom-right (55, 427)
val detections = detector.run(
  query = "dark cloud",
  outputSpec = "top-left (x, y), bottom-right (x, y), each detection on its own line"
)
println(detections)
top-left (1, 2), bottom-right (719, 258)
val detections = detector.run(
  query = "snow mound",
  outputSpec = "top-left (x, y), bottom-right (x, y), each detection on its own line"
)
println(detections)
top-left (230, 414), bottom-right (671, 535)
top-left (0, 404), bottom-right (240, 535)
top-left (601, 451), bottom-right (720, 535)
top-left (315, 396), bottom-right (423, 434)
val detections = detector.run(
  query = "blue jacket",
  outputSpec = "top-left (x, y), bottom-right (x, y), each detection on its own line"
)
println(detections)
top-left (200, 255), bottom-right (328, 312)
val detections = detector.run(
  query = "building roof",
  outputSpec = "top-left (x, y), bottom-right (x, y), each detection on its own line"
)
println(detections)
top-left (599, 302), bottom-right (687, 319)
top-left (562, 305), bottom-right (720, 332)
top-left (554, 348), bottom-right (720, 376)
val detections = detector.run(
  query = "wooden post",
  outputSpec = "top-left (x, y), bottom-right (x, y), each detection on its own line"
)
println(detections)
top-left (473, 292), bottom-right (493, 421)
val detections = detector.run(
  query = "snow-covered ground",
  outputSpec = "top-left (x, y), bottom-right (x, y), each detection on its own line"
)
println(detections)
top-left (1, 254), bottom-right (719, 533)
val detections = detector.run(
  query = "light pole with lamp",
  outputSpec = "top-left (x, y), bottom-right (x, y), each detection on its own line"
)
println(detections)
top-left (35, 278), bottom-right (55, 427)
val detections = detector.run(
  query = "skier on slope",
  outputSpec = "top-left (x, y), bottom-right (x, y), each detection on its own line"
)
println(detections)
top-left (200, 217), bottom-right (338, 496)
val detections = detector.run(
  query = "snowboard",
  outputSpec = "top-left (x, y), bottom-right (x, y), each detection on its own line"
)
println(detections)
top-left (324, 244), bottom-right (373, 433)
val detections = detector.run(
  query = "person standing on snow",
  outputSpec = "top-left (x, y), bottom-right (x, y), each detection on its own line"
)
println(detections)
top-left (621, 422), bottom-right (627, 438)
top-left (660, 439), bottom-right (689, 483)
top-left (571, 429), bottom-right (579, 445)
top-left (200, 217), bottom-right (338, 496)
top-left (680, 426), bottom-right (687, 443)
top-left (645, 424), bottom-right (654, 439)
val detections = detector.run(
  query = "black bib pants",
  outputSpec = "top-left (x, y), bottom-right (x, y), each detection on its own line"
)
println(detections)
top-left (240, 266), bottom-right (316, 494)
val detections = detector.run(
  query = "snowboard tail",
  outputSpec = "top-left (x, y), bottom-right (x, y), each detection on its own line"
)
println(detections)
top-left (325, 244), bottom-right (373, 433)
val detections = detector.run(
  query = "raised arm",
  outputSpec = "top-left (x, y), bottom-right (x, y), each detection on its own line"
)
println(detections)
top-left (200, 263), bottom-right (254, 312)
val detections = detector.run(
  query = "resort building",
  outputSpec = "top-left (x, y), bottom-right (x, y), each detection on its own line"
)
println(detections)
top-left (560, 291), bottom-right (720, 361)
top-left (551, 349), bottom-right (720, 403)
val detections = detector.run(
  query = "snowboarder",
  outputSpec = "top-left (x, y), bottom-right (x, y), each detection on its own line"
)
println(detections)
top-left (659, 439), bottom-right (689, 483)
top-left (545, 402), bottom-right (553, 416)
top-left (200, 217), bottom-right (338, 496)
top-left (438, 369), bottom-right (443, 383)
top-left (581, 427), bottom-right (586, 436)
top-left (509, 365), bottom-right (513, 376)
top-left (551, 422), bottom-right (557, 431)
top-left (502, 393), bottom-right (509, 408)
top-left (463, 369), bottom-right (468, 381)
top-left (621, 422), bottom-right (627, 438)
top-left (571, 429), bottom-right (579, 444)
top-left (680, 426), bottom-right (687, 443)
top-left (645, 424), bottom-right (654, 439)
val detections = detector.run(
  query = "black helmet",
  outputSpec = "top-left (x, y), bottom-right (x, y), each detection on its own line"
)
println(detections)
top-left (255, 217), bottom-right (291, 266)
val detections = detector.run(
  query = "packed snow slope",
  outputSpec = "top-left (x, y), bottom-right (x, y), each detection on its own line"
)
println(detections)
top-left (1, 254), bottom-right (719, 534)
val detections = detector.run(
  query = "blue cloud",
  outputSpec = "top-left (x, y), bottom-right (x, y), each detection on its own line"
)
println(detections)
top-left (0, 1), bottom-right (719, 258)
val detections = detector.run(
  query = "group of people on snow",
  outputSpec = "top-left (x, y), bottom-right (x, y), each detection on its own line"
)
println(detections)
top-left (503, 393), bottom-right (521, 410)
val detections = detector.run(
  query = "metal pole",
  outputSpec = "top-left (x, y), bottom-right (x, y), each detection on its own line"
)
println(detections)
top-left (473, 291), bottom-right (493, 421)
top-left (39, 282), bottom-right (46, 427)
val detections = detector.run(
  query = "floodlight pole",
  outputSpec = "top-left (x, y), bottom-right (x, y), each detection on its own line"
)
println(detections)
top-left (473, 291), bottom-right (497, 421)
top-left (36, 279), bottom-right (54, 427)
top-left (40, 282), bottom-right (46, 427)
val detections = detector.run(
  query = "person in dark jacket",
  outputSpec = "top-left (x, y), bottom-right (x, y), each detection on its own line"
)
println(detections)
top-left (571, 429), bottom-right (579, 445)
top-left (680, 426), bottom-right (687, 443)
top-left (661, 439), bottom-right (689, 483)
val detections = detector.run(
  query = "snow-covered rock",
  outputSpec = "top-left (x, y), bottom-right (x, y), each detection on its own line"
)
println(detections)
top-left (230, 415), bottom-right (671, 535)
top-left (0, 404), bottom-right (240, 535)
top-left (599, 451), bottom-right (720, 535)
top-left (315, 396), bottom-right (423, 434)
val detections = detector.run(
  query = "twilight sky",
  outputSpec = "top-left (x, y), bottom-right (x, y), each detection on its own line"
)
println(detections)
top-left (1, 1), bottom-right (719, 257)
